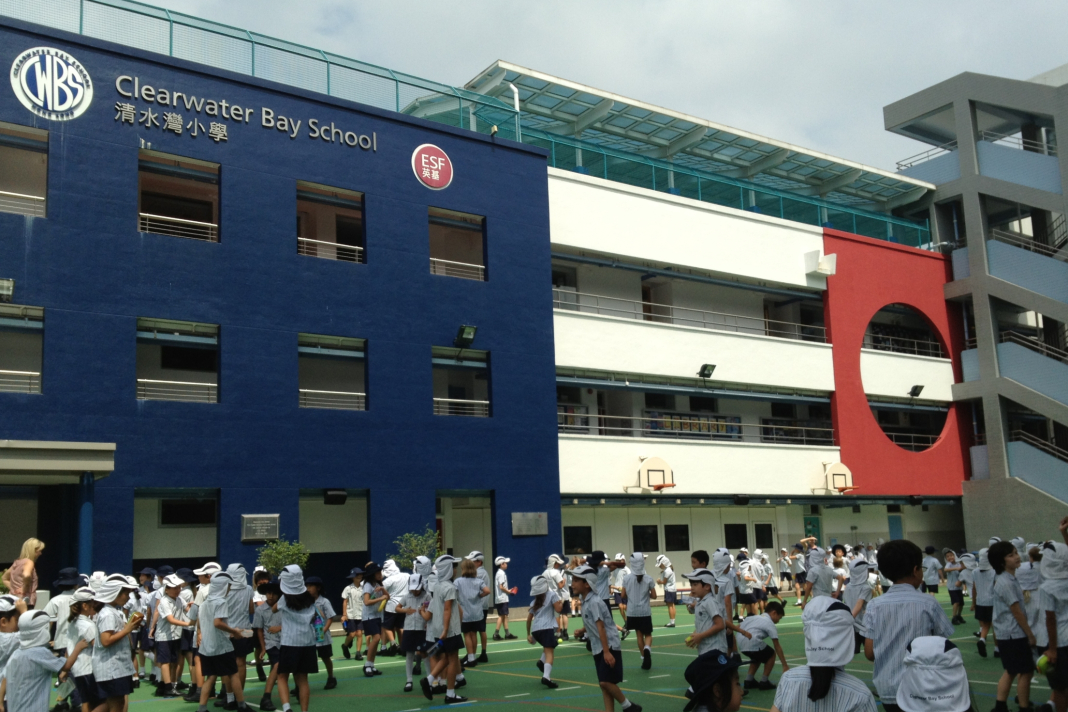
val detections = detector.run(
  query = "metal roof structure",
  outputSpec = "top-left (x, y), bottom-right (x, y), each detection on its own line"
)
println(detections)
top-left (465, 61), bottom-right (933, 211)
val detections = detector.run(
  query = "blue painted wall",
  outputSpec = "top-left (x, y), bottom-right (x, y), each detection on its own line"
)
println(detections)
top-left (0, 19), bottom-right (560, 589)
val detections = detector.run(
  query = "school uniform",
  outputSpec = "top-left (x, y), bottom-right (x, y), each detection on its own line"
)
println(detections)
top-left (190, 581), bottom-right (210, 657)
top-left (920, 555), bottom-right (941, 594)
top-left (0, 630), bottom-right (20, 683)
top-left (944, 561), bottom-right (965, 606)
top-left (807, 564), bottom-right (837, 600)
top-left (992, 570), bottom-right (1034, 675)
top-left (70, 615), bottom-right (102, 708)
top-left (426, 579), bottom-right (464, 651)
top-left (44, 590), bottom-right (77, 651)
top-left (4, 646), bottom-right (66, 712)
top-left (493, 569), bottom-right (510, 617)
top-left (555, 567), bottom-right (572, 616)
top-left (1040, 575), bottom-right (1068, 691)
top-left (713, 572), bottom-right (736, 649)
top-left (529, 590), bottom-right (560, 648)
top-left (842, 578), bottom-right (872, 638)
top-left (155, 593), bottom-right (185, 665)
top-left (735, 561), bottom-right (757, 605)
top-left (252, 602), bottom-right (281, 667)
top-left (198, 596), bottom-right (238, 678)
top-left (594, 566), bottom-right (613, 610)
top-left (973, 567), bottom-right (996, 623)
top-left (341, 583), bottom-right (363, 633)
top-left (1016, 561), bottom-right (1046, 649)
top-left (361, 580), bottom-right (383, 637)
top-left (382, 565), bottom-right (410, 632)
top-left (227, 580), bottom-right (255, 660)
top-left (662, 566), bottom-right (678, 604)
top-left (693, 593), bottom-right (727, 655)
top-left (92, 605), bottom-right (136, 697)
top-left (580, 592), bottom-right (622, 683)
top-left (276, 597), bottom-right (319, 675)
top-left (773, 667), bottom-right (878, 712)
top-left (476, 565), bottom-right (493, 623)
top-left (455, 577), bottom-right (486, 634)
top-left (737, 612), bottom-right (778, 665)
top-left (400, 590), bottom-right (430, 653)
top-left (178, 588), bottom-right (195, 652)
top-left (622, 573), bottom-right (656, 634)
top-left (611, 566), bottom-right (629, 607)
top-left (544, 566), bottom-right (567, 614)
top-left (789, 553), bottom-right (807, 586)
top-left (312, 595), bottom-right (336, 661)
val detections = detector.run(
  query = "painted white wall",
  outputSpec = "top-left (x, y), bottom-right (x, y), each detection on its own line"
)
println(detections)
top-left (860, 350), bottom-right (955, 401)
top-left (132, 498), bottom-right (217, 559)
top-left (299, 497), bottom-right (368, 553)
top-left (0, 498), bottom-right (37, 561)
top-left (559, 435), bottom-right (841, 496)
top-left (809, 504), bottom-right (965, 550)
top-left (554, 311), bottom-right (834, 392)
top-left (548, 169), bottom-right (828, 290)
top-left (0, 331), bottom-right (42, 373)
top-left (440, 497), bottom-right (492, 561)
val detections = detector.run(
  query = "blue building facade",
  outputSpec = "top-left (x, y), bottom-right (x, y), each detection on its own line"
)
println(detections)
top-left (0, 17), bottom-right (560, 589)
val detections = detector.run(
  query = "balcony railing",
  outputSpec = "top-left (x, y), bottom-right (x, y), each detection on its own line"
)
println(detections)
top-left (297, 237), bottom-right (364, 263)
top-left (137, 378), bottom-right (218, 403)
top-left (990, 228), bottom-right (1067, 263)
top-left (139, 213), bottom-right (218, 242)
top-left (896, 140), bottom-right (959, 171)
top-left (558, 412), bottom-right (834, 446)
top-left (760, 418), bottom-right (835, 446)
top-left (979, 130), bottom-right (1057, 156)
top-left (882, 430), bottom-right (939, 451)
top-left (1000, 330), bottom-right (1068, 365)
top-left (558, 404), bottom-right (590, 432)
top-left (0, 369), bottom-right (41, 394)
top-left (1010, 430), bottom-right (1068, 464)
top-left (863, 332), bottom-right (944, 358)
top-left (299, 389), bottom-right (366, 411)
top-left (0, 190), bottom-right (46, 218)
top-left (430, 258), bottom-right (485, 281)
top-left (433, 398), bottom-right (490, 417)
top-left (552, 289), bottom-right (827, 343)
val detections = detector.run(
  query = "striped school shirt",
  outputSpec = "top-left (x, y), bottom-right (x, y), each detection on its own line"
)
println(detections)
top-left (69, 616), bottom-right (98, 678)
top-left (580, 593), bottom-right (620, 655)
top-left (693, 593), bottom-right (726, 655)
top-left (863, 583), bottom-right (953, 700)
top-left (4, 647), bottom-right (66, 712)
top-left (530, 590), bottom-right (559, 633)
top-left (622, 574), bottom-right (656, 617)
top-left (772, 666), bottom-right (877, 712)
top-left (0, 631), bottom-right (19, 682)
top-left (276, 596), bottom-right (317, 648)
top-left (197, 598), bottom-right (234, 657)
top-left (92, 605), bottom-right (135, 682)
top-left (477, 566), bottom-right (493, 611)
top-left (253, 602), bottom-right (282, 650)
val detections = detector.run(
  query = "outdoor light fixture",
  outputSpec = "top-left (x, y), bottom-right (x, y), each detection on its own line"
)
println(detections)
top-left (698, 364), bottom-right (716, 379)
top-left (0, 278), bottom-right (12, 303)
top-left (908, 385), bottom-right (924, 398)
top-left (454, 324), bottom-right (478, 349)
top-left (733, 494), bottom-right (750, 506)
top-left (323, 489), bottom-right (347, 505)
top-left (908, 495), bottom-right (924, 506)
top-left (490, 125), bottom-right (499, 136)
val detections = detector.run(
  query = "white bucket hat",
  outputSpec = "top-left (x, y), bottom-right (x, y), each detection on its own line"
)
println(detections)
top-left (546, 554), bottom-right (565, 567)
top-left (530, 575), bottom-right (550, 597)
top-left (1043, 542), bottom-right (1068, 580)
top-left (629, 552), bottom-right (646, 576)
top-left (896, 637), bottom-right (970, 712)
top-left (494, 556), bottom-right (510, 566)
top-left (801, 597), bottom-right (855, 667)
top-left (684, 568), bottom-right (716, 587)
top-left (194, 562), bottom-right (221, 577)
top-left (279, 565), bottom-right (305, 595)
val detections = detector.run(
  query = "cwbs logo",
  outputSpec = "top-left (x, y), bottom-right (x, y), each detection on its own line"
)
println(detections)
top-left (10, 47), bottom-right (93, 121)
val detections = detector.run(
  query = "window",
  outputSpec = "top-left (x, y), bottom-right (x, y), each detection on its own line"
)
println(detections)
top-left (429, 208), bottom-right (485, 281)
top-left (754, 523), bottom-right (775, 549)
top-left (564, 526), bottom-right (593, 555)
top-left (136, 318), bottom-right (219, 403)
top-left (664, 524), bottom-right (690, 551)
top-left (632, 525), bottom-right (659, 552)
top-left (0, 122), bottom-right (47, 217)
top-left (887, 504), bottom-right (902, 513)
top-left (298, 334), bottom-right (366, 411)
top-left (160, 498), bottom-right (216, 526)
top-left (808, 403), bottom-right (832, 421)
top-left (689, 396), bottom-right (717, 413)
top-left (557, 385), bottom-right (582, 404)
top-left (645, 393), bottom-right (674, 410)
top-left (771, 402), bottom-right (796, 419)
top-left (432, 346), bottom-right (490, 417)
top-left (0, 303), bottom-right (43, 394)
top-left (138, 150), bottom-right (219, 241)
top-left (296, 181), bottom-right (365, 263)
top-left (724, 523), bottom-right (748, 550)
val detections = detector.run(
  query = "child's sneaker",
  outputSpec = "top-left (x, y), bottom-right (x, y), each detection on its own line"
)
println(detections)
top-left (341, 642), bottom-right (351, 659)
top-left (444, 695), bottom-right (469, 704)
top-left (505, 632), bottom-right (518, 640)
top-left (421, 678), bottom-right (434, 700)
top-left (477, 652), bottom-right (488, 663)
top-left (541, 678), bottom-right (558, 689)
top-left (641, 649), bottom-right (652, 670)
top-left (492, 633), bottom-right (502, 641)
top-left (259, 695), bottom-right (276, 712)
top-left (977, 639), bottom-right (987, 657)
top-left (324, 677), bottom-right (337, 690)
top-left (758, 680), bottom-right (776, 691)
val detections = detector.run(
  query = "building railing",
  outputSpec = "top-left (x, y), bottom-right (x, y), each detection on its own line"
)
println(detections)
top-left (558, 412), bottom-right (834, 446)
top-left (863, 331), bottom-right (944, 358)
top-left (1010, 430), bottom-right (1068, 464)
top-left (990, 228), bottom-right (1067, 262)
top-left (973, 432), bottom-right (987, 446)
top-left (139, 213), bottom-right (218, 242)
top-left (557, 404), bottom-right (589, 432)
top-left (552, 289), bottom-right (827, 343)
top-left (433, 398), bottom-right (490, 417)
top-left (896, 140), bottom-right (958, 170)
top-left (0, 369), bottom-right (41, 394)
top-left (524, 128), bottom-right (932, 249)
top-left (297, 237), bottom-right (364, 263)
top-left (0, 190), bottom-right (46, 218)
top-left (882, 430), bottom-right (939, 451)
top-left (430, 258), bottom-right (485, 282)
top-left (136, 378), bottom-right (217, 403)
top-left (979, 130), bottom-right (1057, 156)
top-left (298, 388), bottom-right (366, 410)
top-left (1000, 330), bottom-right (1068, 365)
top-left (759, 418), bottom-right (835, 446)
top-left (964, 337), bottom-right (977, 350)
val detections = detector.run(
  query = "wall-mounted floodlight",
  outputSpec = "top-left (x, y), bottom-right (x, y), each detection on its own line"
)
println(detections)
top-left (733, 494), bottom-right (750, 506)
top-left (698, 364), bottom-right (716, 379)
top-left (0, 278), bottom-right (13, 303)
top-left (490, 125), bottom-right (499, 136)
top-left (908, 385), bottom-right (924, 398)
top-left (454, 325), bottom-right (478, 349)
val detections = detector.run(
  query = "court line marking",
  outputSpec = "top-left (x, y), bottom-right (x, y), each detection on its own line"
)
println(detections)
top-left (505, 693), bottom-right (529, 698)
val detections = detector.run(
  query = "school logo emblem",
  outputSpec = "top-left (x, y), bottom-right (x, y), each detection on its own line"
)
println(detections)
top-left (10, 47), bottom-right (93, 121)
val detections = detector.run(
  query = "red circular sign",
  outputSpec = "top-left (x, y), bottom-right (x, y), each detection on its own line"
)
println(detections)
top-left (411, 143), bottom-right (453, 190)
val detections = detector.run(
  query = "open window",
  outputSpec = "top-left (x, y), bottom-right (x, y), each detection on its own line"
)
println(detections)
top-left (0, 303), bottom-right (43, 394)
top-left (429, 207), bottom-right (486, 281)
top-left (432, 346), bottom-right (490, 416)
top-left (0, 122), bottom-right (47, 218)
top-left (136, 318), bottom-right (219, 402)
top-left (298, 333), bottom-right (367, 410)
top-left (138, 150), bottom-right (219, 242)
top-left (297, 182), bottom-right (365, 264)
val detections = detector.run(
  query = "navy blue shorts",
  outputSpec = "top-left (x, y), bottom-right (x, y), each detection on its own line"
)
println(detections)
top-left (401, 630), bottom-right (426, 653)
top-left (495, 603), bottom-right (509, 618)
top-left (794, 572), bottom-right (807, 586)
top-left (181, 629), bottom-right (195, 652)
top-left (593, 649), bottom-right (623, 684)
top-left (278, 645), bottom-right (318, 676)
top-left (975, 605), bottom-right (993, 623)
top-left (201, 652), bottom-right (238, 678)
top-left (614, 593), bottom-right (627, 606)
top-left (96, 676), bottom-right (133, 699)
top-left (949, 589), bottom-right (964, 605)
top-left (625, 615), bottom-right (652, 635)
top-left (363, 618), bottom-right (382, 637)
top-left (559, 600), bottom-right (571, 616)
top-left (1048, 645), bottom-right (1068, 691)
top-left (743, 645), bottom-right (775, 665)
top-left (316, 644), bottom-right (333, 660)
top-left (382, 611), bottom-right (400, 631)
top-left (440, 634), bottom-right (464, 652)
top-left (156, 638), bottom-right (181, 664)
top-left (780, 572), bottom-right (793, 582)
top-left (664, 591), bottom-right (678, 604)
top-left (343, 620), bottom-right (362, 633)
top-left (265, 647), bottom-right (280, 667)
top-left (532, 629), bottom-right (558, 649)
top-left (998, 637), bottom-right (1035, 675)
top-left (75, 674), bottom-right (103, 707)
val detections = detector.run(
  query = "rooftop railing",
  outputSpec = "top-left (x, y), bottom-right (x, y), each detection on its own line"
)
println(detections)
top-left (137, 378), bottom-right (217, 403)
top-left (896, 141), bottom-right (959, 171)
top-left (882, 430), bottom-right (939, 451)
top-left (979, 130), bottom-right (1057, 156)
top-left (433, 398), bottom-right (490, 417)
top-left (552, 288), bottom-right (827, 343)
top-left (0, 369), bottom-right (41, 394)
top-left (524, 129), bottom-right (932, 249)
top-left (1010, 429), bottom-right (1068, 464)
top-left (0, 190), bottom-right (46, 218)
top-left (298, 237), bottom-right (364, 263)
top-left (430, 258), bottom-right (485, 282)
top-left (298, 388), bottom-right (366, 411)
top-left (139, 213), bottom-right (218, 242)
top-left (1000, 331), bottom-right (1068, 365)
top-left (559, 412), bottom-right (834, 447)
top-left (863, 332), bottom-right (944, 358)
top-left (4, 0), bottom-right (519, 141)
top-left (990, 228), bottom-right (1067, 263)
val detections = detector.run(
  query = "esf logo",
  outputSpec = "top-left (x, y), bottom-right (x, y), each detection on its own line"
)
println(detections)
top-left (10, 47), bottom-right (93, 121)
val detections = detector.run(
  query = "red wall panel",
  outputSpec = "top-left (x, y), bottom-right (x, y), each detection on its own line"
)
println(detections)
top-left (823, 229), bottom-right (969, 496)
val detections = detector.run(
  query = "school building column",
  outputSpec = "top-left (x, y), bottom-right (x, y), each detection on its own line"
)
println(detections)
top-left (78, 472), bottom-right (94, 573)
top-left (217, 487), bottom-right (300, 571)
top-left (93, 485), bottom-right (134, 574)
top-left (367, 486), bottom-right (436, 563)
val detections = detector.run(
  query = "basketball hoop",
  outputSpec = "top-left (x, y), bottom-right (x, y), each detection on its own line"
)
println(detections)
top-left (652, 483), bottom-right (676, 492)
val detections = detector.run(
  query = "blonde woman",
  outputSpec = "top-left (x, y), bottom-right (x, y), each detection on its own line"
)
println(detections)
top-left (2, 538), bottom-right (44, 606)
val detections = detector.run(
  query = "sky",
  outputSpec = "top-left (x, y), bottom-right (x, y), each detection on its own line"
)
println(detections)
top-left (146, 1), bottom-right (1068, 172)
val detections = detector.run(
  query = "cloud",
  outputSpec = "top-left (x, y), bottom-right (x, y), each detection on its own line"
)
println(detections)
top-left (153, 0), bottom-right (1068, 171)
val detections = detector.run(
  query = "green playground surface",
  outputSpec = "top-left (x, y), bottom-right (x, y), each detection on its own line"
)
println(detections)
top-left (80, 593), bottom-right (1045, 712)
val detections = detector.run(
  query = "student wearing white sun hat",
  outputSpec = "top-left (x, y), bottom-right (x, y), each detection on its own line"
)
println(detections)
top-left (92, 577), bottom-right (143, 708)
top-left (492, 556), bottom-right (516, 641)
top-left (526, 573), bottom-right (563, 689)
top-left (571, 565), bottom-right (641, 712)
top-left (421, 554), bottom-right (466, 704)
top-left (972, 548), bottom-right (997, 658)
top-left (623, 553), bottom-right (657, 670)
top-left (610, 553), bottom-right (629, 622)
top-left (2, 610), bottom-right (78, 712)
top-left (895, 636), bottom-right (974, 712)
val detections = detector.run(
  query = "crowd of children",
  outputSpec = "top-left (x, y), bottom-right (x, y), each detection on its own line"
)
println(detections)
top-left (6, 520), bottom-right (1068, 712)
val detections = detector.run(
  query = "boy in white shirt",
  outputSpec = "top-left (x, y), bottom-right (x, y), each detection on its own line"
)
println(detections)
top-left (656, 555), bottom-right (678, 627)
top-left (572, 565), bottom-right (642, 712)
top-left (988, 539), bottom-right (1037, 712)
top-left (340, 567), bottom-right (364, 661)
top-left (973, 547), bottom-right (998, 658)
top-left (943, 549), bottom-right (966, 625)
top-left (305, 577), bottom-right (339, 690)
top-left (921, 546), bottom-right (943, 595)
top-left (421, 555), bottom-right (466, 704)
top-left (492, 557), bottom-right (517, 641)
top-left (737, 601), bottom-right (787, 691)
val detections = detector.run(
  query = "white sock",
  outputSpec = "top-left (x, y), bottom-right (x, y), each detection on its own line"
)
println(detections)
top-left (282, 705), bottom-right (291, 712)
top-left (405, 653), bottom-right (414, 682)
top-left (446, 689), bottom-right (456, 698)
top-left (670, 618), bottom-right (675, 624)
top-left (543, 663), bottom-right (552, 680)
top-left (456, 673), bottom-right (465, 681)
top-left (227, 694), bottom-right (235, 703)
top-left (540, 653), bottom-right (546, 663)
top-left (644, 645), bottom-right (651, 652)
top-left (427, 673), bottom-right (435, 683)
top-left (622, 700), bottom-right (632, 710)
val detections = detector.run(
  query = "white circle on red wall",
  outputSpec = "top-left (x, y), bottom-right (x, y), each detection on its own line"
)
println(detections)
top-left (411, 144), bottom-right (453, 190)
